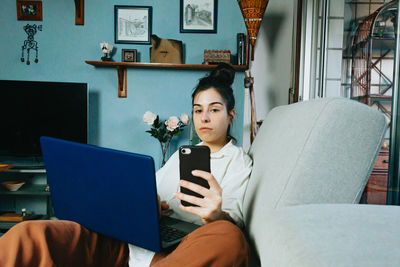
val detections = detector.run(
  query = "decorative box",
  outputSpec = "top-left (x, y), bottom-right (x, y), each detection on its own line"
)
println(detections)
top-left (203, 50), bottom-right (231, 64)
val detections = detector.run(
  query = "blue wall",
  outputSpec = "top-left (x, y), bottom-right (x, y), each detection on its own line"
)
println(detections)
top-left (0, 0), bottom-right (246, 168)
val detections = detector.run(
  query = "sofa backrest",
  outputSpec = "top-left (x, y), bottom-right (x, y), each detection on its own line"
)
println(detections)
top-left (243, 97), bottom-right (386, 230)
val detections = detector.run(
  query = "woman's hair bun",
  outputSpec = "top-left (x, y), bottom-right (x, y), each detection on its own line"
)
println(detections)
top-left (208, 63), bottom-right (235, 86)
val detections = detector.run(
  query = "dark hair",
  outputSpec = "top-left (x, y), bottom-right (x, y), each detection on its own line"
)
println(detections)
top-left (192, 63), bottom-right (236, 141)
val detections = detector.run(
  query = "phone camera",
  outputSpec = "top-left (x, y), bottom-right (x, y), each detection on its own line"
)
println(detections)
top-left (181, 148), bottom-right (191, 155)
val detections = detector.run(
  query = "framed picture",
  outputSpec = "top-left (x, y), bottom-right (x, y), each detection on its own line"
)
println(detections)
top-left (122, 49), bottom-right (137, 62)
top-left (180, 0), bottom-right (217, 33)
top-left (17, 1), bottom-right (42, 21)
top-left (114, 5), bottom-right (152, 45)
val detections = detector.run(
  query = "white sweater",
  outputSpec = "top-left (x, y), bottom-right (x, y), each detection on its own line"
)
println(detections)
top-left (128, 140), bottom-right (252, 266)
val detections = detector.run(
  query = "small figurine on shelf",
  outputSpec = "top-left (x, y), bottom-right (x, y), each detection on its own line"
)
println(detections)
top-left (100, 42), bottom-right (114, 61)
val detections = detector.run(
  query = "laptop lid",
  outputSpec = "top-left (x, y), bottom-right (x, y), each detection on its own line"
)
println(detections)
top-left (40, 136), bottom-right (162, 252)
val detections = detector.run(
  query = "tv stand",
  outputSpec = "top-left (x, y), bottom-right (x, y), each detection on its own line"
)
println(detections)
top-left (0, 161), bottom-right (51, 232)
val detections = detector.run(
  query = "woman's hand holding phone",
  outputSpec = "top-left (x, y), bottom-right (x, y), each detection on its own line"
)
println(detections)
top-left (174, 170), bottom-right (223, 225)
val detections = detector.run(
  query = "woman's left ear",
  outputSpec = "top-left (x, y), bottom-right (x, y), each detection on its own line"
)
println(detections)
top-left (229, 109), bottom-right (236, 124)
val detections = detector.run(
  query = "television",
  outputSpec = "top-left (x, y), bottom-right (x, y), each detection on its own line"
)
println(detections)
top-left (0, 80), bottom-right (88, 168)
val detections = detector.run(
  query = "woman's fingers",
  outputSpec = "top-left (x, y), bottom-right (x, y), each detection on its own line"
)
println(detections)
top-left (191, 170), bottom-right (221, 191)
top-left (179, 204), bottom-right (206, 217)
top-left (179, 204), bottom-right (219, 223)
top-left (160, 201), bottom-right (172, 216)
top-left (176, 171), bottom-right (224, 223)
top-left (179, 179), bottom-right (209, 197)
top-left (161, 202), bottom-right (170, 210)
top-left (174, 192), bottom-right (204, 206)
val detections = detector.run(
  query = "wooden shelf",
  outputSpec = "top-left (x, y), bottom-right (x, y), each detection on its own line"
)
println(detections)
top-left (85, 61), bottom-right (247, 70)
top-left (0, 184), bottom-right (50, 196)
top-left (0, 164), bottom-right (12, 172)
top-left (85, 61), bottom-right (248, 98)
top-left (3, 168), bottom-right (46, 174)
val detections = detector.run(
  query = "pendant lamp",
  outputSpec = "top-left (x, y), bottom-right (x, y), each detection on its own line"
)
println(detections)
top-left (237, 0), bottom-right (269, 61)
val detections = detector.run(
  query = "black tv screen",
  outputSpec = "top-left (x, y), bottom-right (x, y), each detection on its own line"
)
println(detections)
top-left (0, 80), bottom-right (88, 164)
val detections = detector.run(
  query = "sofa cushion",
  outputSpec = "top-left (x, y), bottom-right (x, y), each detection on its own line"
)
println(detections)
top-left (244, 98), bottom-right (386, 214)
top-left (256, 204), bottom-right (400, 266)
top-left (243, 98), bottom-right (387, 263)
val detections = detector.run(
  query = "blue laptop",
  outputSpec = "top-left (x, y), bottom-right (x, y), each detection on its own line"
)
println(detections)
top-left (40, 136), bottom-right (199, 253)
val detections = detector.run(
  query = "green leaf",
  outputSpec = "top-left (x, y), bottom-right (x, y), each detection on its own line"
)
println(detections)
top-left (153, 116), bottom-right (159, 127)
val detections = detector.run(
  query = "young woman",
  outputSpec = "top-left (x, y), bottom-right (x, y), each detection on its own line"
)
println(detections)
top-left (0, 63), bottom-right (253, 267)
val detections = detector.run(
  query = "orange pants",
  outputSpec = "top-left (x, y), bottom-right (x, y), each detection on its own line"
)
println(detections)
top-left (0, 220), bottom-right (249, 267)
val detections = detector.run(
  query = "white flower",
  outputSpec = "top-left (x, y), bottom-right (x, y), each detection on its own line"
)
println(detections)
top-left (143, 111), bottom-right (157, 125)
top-left (165, 116), bottom-right (180, 131)
top-left (180, 113), bottom-right (190, 125)
top-left (100, 42), bottom-right (113, 54)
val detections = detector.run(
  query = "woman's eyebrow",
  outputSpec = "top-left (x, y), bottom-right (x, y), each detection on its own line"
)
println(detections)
top-left (209, 102), bottom-right (224, 106)
top-left (193, 101), bottom-right (224, 107)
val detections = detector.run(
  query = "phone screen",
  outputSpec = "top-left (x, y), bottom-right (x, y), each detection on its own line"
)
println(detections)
top-left (179, 145), bottom-right (210, 206)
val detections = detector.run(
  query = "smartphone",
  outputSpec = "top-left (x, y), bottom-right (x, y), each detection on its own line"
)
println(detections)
top-left (179, 145), bottom-right (211, 207)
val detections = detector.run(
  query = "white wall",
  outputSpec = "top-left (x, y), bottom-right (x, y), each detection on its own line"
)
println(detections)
top-left (243, 0), bottom-right (295, 151)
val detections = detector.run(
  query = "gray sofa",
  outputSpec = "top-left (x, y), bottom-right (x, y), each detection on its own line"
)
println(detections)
top-left (243, 97), bottom-right (400, 266)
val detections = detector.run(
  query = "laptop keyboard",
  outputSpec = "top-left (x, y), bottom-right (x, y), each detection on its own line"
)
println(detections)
top-left (160, 224), bottom-right (187, 242)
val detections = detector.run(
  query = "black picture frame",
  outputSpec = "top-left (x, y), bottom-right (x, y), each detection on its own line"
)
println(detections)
top-left (114, 5), bottom-right (152, 44)
top-left (122, 49), bottom-right (137, 62)
top-left (180, 0), bottom-right (217, 33)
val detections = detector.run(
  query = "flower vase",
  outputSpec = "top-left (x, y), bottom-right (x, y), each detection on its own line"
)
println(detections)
top-left (160, 140), bottom-right (171, 167)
